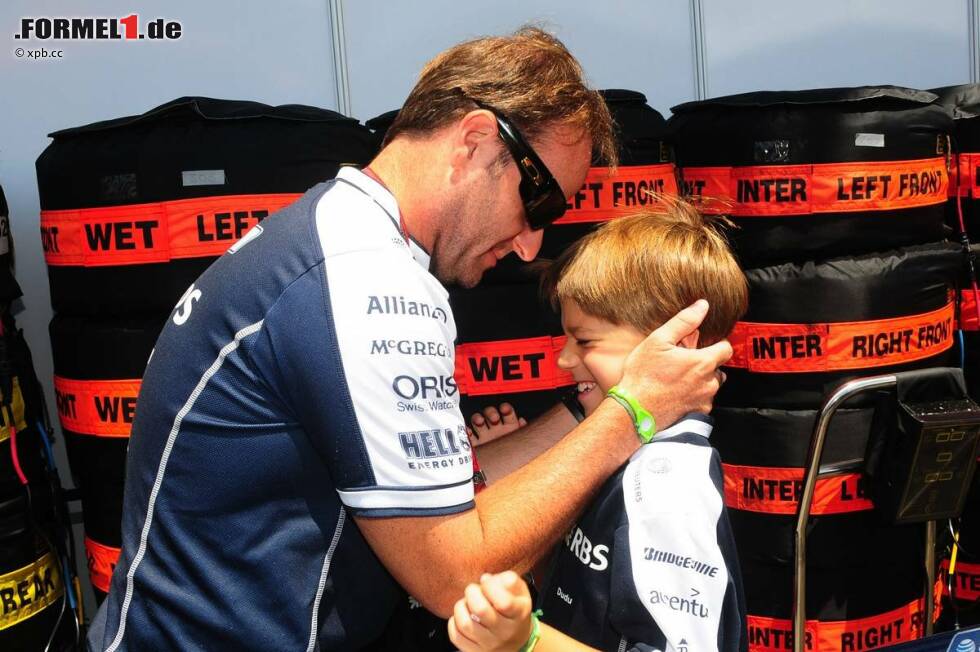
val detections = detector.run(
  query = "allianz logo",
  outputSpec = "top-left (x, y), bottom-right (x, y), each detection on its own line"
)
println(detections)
top-left (366, 295), bottom-right (448, 323)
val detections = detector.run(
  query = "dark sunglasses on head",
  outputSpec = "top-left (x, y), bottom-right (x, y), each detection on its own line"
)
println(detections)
top-left (466, 97), bottom-right (569, 230)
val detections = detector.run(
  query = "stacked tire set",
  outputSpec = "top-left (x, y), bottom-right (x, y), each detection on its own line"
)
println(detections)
top-left (0, 186), bottom-right (77, 650)
top-left (448, 86), bottom-right (965, 651)
top-left (36, 97), bottom-right (377, 602)
top-left (932, 84), bottom-right (980, 628)
top-left (668, 87), bottom-right (962, 652)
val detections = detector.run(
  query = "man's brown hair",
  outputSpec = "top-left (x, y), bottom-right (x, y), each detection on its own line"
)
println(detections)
top-left (384, 26), bottom-right (617, 166)
top-left (542, 198), bottom-right (749, 346)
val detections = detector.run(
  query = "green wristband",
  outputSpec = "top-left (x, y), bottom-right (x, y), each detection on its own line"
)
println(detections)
top-left (607, 385), bottom-right (657, 443)
top-left (520, 609), bottom-right (543, 652)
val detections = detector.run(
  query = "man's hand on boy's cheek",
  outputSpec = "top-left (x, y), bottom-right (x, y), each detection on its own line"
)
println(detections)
top-left (617, 300), bottom-right (733, 425)
top-left (679, 329), bottom-right (699, 349)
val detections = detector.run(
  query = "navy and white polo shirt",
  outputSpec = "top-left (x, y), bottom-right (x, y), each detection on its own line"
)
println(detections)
top-left (87, 168), bottom-right (474, 651)
top-left (538, 415), bottom-right (748, 652)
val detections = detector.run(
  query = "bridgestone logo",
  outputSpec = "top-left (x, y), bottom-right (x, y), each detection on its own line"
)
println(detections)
top-left (643, 547), bottom-right (719, 577)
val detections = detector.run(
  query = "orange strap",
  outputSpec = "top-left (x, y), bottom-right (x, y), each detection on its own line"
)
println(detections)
top-left (454, 336), bottom-right (573, 396)
top-left (53, 376), bottom-right (142, 437)
top-left (84, 536), bottom-right (120, 595)
top-left (554, 164), bottom-right (678, 225)
top-left (682, 157), bottom-right (947, 216)
top-left (40, 193), bottom-right (300, 267)
top-left (728, 302), bottom-right (955, 373)
top-left (949, 152), bottom-right (980, 197)
top-left (747, 584), bottom-right (941, 652)
top-left (961, 290), bottom-right (980, 331)
top-left (722, 463), bottom-right (873, 515)
top-left (941, 558), bottom-right (980, 602)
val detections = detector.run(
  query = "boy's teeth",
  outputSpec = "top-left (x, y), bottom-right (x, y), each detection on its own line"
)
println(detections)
top-left (577, 381), bottom-right (596, 393)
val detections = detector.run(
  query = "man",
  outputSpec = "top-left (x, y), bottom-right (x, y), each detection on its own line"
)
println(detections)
top-left (87, 28), bottom-right (731, 651)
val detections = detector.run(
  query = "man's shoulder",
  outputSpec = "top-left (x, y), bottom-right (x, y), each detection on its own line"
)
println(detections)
top-left (314, 175), bottom-right (408, 259)
top-left (312, 185), bottom-right (449, 322)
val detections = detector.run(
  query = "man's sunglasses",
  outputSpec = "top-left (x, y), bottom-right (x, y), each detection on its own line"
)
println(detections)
top-left (468, 98), bottom-right (569, 230)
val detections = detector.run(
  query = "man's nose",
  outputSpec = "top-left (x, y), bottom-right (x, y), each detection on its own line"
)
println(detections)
top-left (511, 225), bottom-right (544, 262)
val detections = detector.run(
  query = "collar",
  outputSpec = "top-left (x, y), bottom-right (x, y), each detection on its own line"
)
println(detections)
top-left (407, 239), bottom-right (431, 270)
top-left (651, 413), bottom-right (713, 441)
top-left (335, 167), bottom-right (431, 270)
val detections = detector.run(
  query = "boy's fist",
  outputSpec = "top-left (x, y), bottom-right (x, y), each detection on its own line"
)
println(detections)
top-left (447, 572), bottom-right (533, 652)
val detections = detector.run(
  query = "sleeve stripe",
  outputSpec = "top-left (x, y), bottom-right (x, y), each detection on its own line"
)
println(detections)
top-left (347, 502), bottom-right (475, 519)
top-left (337, 481), bottom-right (474, 510)
top-left (339, 477), bottom-right (474, 493)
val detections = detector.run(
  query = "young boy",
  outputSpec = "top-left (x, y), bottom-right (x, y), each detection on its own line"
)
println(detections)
top-left (448, 201), bottom-right (750, 652)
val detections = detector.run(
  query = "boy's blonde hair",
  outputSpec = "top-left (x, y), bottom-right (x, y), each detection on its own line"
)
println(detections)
top-left (542, 198), bottom-right (748, 345)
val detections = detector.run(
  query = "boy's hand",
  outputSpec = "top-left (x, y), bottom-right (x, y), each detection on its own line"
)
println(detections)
top-left (617, 300), bottom-right (732, 429)
top-left (447, 571), bottom-right (533, 652)
top-left (468, 403), bottom-right (527, 446)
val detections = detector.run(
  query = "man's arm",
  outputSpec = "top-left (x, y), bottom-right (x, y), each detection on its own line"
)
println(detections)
top-left (356, 300), bottom-right (731, 617)
top-left (357, 398), bottom-right (633, 616)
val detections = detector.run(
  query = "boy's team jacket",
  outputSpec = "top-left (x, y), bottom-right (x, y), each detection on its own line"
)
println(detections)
top-left (539, 415), bottom-right (749, 652)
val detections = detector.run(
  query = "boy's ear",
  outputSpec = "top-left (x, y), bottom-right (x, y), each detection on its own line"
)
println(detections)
top-left (680, 330), bottom-right (700, 349)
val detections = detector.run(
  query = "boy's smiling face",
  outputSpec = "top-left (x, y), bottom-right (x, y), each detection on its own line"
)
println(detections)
top-left (557, 298), bottom-right (647, 415)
